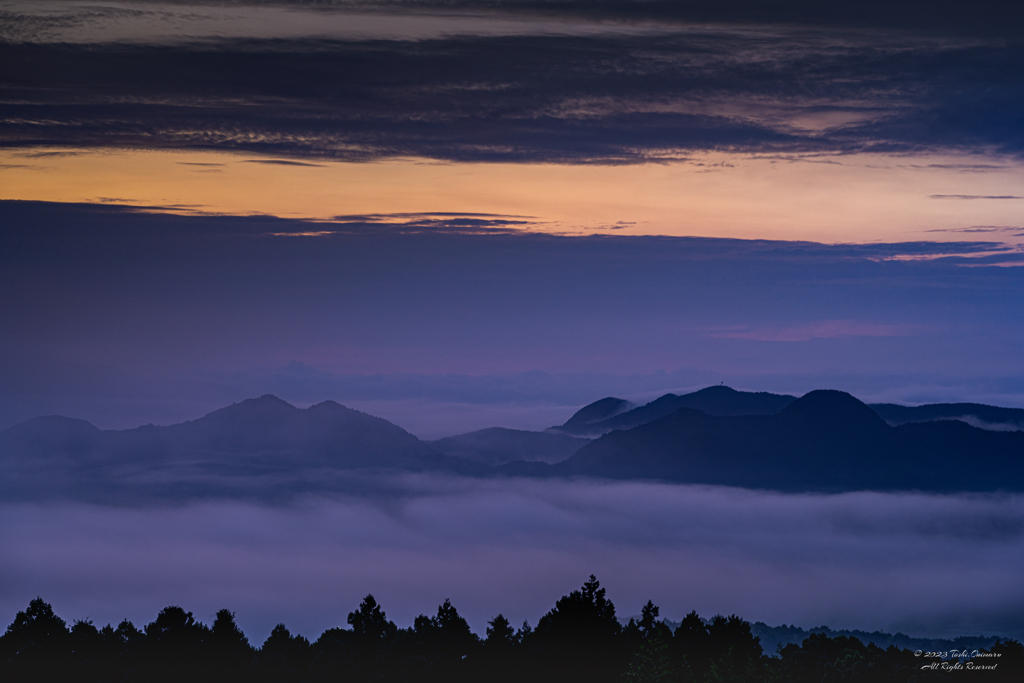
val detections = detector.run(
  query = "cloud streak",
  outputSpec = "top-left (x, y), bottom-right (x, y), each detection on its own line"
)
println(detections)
top-left (242, 159), bottom-right (326, 167)
top-left (930, 194), bottom-right (1024, 200)
top-left (708, 320), bottom-right (930, 342)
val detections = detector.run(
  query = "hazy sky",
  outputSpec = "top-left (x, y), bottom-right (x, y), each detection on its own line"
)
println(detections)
top-left (4, 199), bottom-right (1024, 435)
top-left (3, 0), bottom-right (1024, 642)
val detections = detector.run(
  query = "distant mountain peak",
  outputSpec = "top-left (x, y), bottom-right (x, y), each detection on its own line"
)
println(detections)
top-left (204, 394), bottom-right (295, 412)
top-left (785, 390), bottom-right (869, 413)
top-left (559, 397), bottom-right (634, 430)
top-left (192, 394), bottom-right (299, 426)
top-left (782, 390), bottom-right (888, 430)
top-left (690, 385), bottom-right (740, 396)
top-left (0, 394), bottom-right (467, 501)
top-left (250, 394), bottom-right (295, 407)
top-left (557, 387), bottom-right (1024, 491)
top-left (554, 385), bottom-right (800, 436)
top-left (0, 415), bottom-right (101, 439)
top-left (306, 399), bottom-right (349, 412)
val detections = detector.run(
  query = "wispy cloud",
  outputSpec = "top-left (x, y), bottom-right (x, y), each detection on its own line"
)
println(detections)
top-left (12, 150), bottom-right (83, 158)
top-left (930, 194), bottom-right (1024, 200)
top-left (707, 320), bottom-right (929, 342)
top-left (242, 159), bottom-right (325, 167)
top-left (925, 225), bottom-right (1024, 234)
top-left (906, 163), bottom-right (1010, 173)
top-left (266, 211), bottom-right (541, 236)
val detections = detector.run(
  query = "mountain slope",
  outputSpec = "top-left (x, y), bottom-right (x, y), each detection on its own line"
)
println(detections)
top-left (551, 390), bottom-right (1024, 492)
top-left (5, 390), bottom-right (1023, 500)
top-left (0, 396), bottom-right (486, 502)
top-left (555, 397), bottom-right (634, 434)
top-left (552, 386), bottom-right (797, 436)
top-left (870, 402), bottom-right (1024, 430)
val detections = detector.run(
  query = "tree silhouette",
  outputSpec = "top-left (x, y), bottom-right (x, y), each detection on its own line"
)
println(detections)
top-left (113, 618), bottom-right (143, 648)
top-left (67, 619), bottom-right (105, 677)
top-left (771, 632), bottom-right (927, 682)
top-left (2, 594), bottom-right (1010, 683)
top-left (259, 623), bottom-right (310, 682)
top-left (530, 575), bottom-right (626, 682)
top-left (486, 614), bottom-right (515, 648)
top-left (1, 597), bottom-right (69, 650)
top-left (210, 609), bottom-right (253, 676)
top-left (405, 599), bottom-right (480, 682)
top-left (983, 639), bottom-right (1023, 683)
top-left (671, 610), bottom-right (711, 682)
top-left (139, 606), bottom-right (212, 682)
top-left (640, 601), bottom-right (659, 634)
top-left (623, 601), bottom-right (673, 683)
top-left (705, 614), bottom-right (764, 682)
top-left (345, 594), bottom-right (399, 679)
top-left (534, 575), bottom-right (620, 644)
top-left (348, 595), bottom-right (396, 643)
top-left (0, 598), bottom-right (70, 681)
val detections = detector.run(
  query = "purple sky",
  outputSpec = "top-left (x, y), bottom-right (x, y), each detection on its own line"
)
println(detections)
top-left (3, 201), bottom-right (1024, 436)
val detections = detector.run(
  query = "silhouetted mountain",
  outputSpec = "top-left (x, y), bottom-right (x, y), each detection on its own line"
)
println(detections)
top-left (6, 390), bottom-right (1024, 500)
top-left (870, 402), bottom-right (1024, 431)
top-left (555, 397), bottom-right (634, 434)
top-left (551, 386), bottom-right (797, 435)
top-left (157, 395), bottom-right (431, 465)
top-left (0, 396), bottom-right (487, 502)
top-left (550, 390), bottom-right (1024, 492)
top-left (428, 428), bottom-right (590, 466)
top-left (0, 415), bottom-right (103, 454)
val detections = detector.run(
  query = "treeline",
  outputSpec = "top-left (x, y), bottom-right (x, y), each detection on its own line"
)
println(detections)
top-left (1, 576), bottom-right (1019, 682)
top-left (746, 621), bottom-right (1007, 659)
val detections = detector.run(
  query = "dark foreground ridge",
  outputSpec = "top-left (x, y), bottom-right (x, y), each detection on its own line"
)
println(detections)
top-left (3, 578), bottom-right (1020, 683)
top-left (2, 388), bottom-right (1023, 502)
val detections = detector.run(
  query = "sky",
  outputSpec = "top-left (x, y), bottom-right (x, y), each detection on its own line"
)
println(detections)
top-left (3, 0), bottom-right (1024, 642)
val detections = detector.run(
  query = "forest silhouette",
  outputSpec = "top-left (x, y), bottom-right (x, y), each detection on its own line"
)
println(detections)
top-left (2, 577), bottom-right (1019, 682)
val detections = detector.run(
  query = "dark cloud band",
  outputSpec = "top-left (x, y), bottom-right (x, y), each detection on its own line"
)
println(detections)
top-left (2, 27), bottom-right (1022, 162)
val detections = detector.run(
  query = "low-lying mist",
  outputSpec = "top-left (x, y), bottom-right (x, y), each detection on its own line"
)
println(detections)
top-left (2, 476), bottom-right (1021, 645)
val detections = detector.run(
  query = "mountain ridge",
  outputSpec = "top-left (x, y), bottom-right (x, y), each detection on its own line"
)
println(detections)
top-left (0, 395), bottom-right (487, 502)
top-left (539, 390), bottom-right (1024, 492)
top-left (3, 387), bottom-right (1022, 501)
top-left (551, 386), bottom-right (799, 436)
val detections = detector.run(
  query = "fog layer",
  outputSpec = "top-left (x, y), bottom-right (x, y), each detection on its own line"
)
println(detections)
top-left (2, 476), bottom-right (1020, 643)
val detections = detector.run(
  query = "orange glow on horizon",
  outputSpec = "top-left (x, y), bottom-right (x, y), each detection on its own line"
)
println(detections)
top-left (3, 147), bottom-right (1023, 245)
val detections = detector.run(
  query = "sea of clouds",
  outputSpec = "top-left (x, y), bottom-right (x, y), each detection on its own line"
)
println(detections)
top-left (2, 476), bottom-right (1021, 645)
